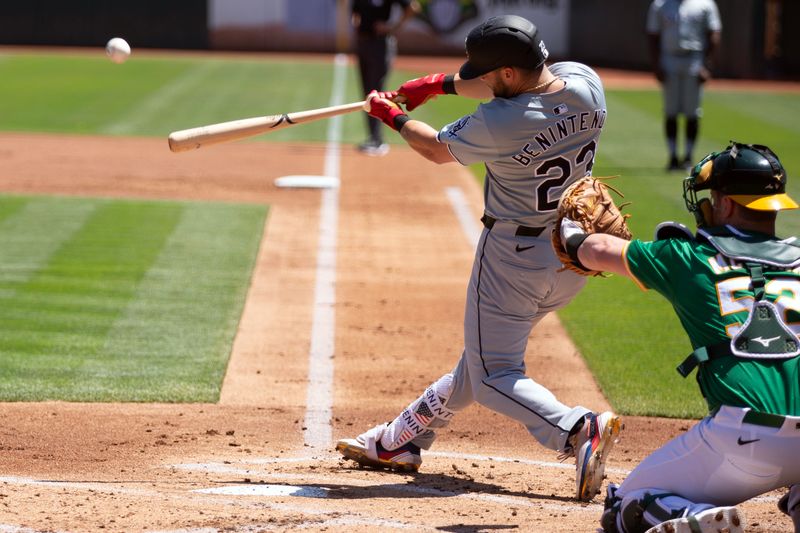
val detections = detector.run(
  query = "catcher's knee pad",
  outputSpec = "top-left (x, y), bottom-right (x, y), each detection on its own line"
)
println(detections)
top-left (381, 373), bottom-right (456, 450)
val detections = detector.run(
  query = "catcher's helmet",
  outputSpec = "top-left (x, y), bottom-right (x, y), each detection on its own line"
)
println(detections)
top-left (683, 141), bottom-right (798, 225)
top-left (459, 15), bottom-right (549, 80)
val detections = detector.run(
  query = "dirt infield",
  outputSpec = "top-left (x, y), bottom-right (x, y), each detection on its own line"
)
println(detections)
top-left (0, 131), bottom-right (792, 532)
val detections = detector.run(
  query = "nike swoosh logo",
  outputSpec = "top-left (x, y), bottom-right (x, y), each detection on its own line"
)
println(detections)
top-left (515, 244), bottom-right (536, 252)
top-left (737, 436), bottom-right (761, 445)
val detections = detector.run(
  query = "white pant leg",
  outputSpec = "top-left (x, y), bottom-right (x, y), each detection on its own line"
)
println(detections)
top-left (617, 405), bottom-right (800, 506)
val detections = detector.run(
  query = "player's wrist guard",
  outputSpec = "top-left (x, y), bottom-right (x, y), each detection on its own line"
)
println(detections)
top-left (559, 217), bottom-right (590, 270)
top-left (392, 113), bottom-right (411, 131)
top-left (442, 74), bottom-right (457, 95)
top-left (564, 233), bottom-right (589, 268)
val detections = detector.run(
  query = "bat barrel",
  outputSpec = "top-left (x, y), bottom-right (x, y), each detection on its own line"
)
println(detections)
top-left (168, 116), bottom-right (282, 152)
top-left (168, 100), bottom-right (367, 153)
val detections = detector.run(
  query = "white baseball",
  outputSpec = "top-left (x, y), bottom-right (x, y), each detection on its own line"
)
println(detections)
top-left (105, 37), bottom-right (131, 64)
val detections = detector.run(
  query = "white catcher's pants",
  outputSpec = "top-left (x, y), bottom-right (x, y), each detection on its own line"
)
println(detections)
top-left (617, 405), bottom-right (800, 506)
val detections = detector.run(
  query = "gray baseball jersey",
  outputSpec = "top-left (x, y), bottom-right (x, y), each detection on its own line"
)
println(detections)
top-left (438, 62), bottom-right (606, 228)
top-left (647, 0), bottom-right (722, 55)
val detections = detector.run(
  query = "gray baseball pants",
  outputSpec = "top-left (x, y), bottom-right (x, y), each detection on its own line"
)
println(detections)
top-left (414, 220), bottom-right (591, 452)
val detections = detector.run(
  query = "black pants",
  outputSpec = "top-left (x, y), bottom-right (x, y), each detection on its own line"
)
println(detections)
top-left (356, 34), bottom-right (396, 144)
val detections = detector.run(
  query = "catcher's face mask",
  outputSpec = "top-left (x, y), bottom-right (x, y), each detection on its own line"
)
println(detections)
top-left (683, 141), bottom-right (798, 227)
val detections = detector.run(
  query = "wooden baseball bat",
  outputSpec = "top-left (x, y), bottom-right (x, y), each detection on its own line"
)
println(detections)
top-left (168, 100), bottom-right (367, 153)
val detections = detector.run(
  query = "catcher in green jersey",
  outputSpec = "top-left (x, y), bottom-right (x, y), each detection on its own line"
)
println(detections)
top-left (555, 141), bottom-right (800, 533)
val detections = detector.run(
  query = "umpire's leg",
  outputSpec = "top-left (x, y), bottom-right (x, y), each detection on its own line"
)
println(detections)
top-left (356, 35), bottom-right (391, 144)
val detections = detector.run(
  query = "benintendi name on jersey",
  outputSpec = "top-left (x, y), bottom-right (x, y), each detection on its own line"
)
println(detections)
top-left (512, 108), bottom-right (606, 165)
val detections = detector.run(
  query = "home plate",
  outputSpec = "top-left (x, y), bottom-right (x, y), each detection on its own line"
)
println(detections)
top-left (193, 484), bottom-right (329, 498)
top-left (274, 175), bottom-right (340, 189)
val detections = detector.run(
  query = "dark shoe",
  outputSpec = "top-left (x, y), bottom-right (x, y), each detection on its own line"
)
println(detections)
top-left (682, 155), bottom-right (694, 171)
top-left (667, 155), bottom-right (681, 171)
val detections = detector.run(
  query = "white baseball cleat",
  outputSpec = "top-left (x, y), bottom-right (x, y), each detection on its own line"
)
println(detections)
top-left (336, 423), bottom-right (422, 472)
top-left (573, 411), bottom-right (622, 501)
top-left (644, 506), bottom-right (745, 533)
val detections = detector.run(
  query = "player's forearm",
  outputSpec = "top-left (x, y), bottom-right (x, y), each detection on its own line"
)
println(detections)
top-left (576, 234), bottom-right (630, 277)
top-left (399, 120), bottom-right (454, 164)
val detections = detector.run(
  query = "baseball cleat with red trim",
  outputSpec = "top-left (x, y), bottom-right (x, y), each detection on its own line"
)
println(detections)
top-left (336, 423), bottom-right (422, 472)
top-left (574, 411), bottom-right (622, 501)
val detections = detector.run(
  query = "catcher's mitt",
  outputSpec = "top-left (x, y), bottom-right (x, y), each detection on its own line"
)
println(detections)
top-left (551, 176), bottom-right (632, 276)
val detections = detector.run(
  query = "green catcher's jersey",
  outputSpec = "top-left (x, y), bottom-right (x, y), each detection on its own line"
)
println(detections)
top-left (625, 235), bottom-right (800, 416)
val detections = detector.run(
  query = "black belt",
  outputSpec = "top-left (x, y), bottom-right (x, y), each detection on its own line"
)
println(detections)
top-left (742, 409), bottom-right (791, 429)
top-left (481, 215), bottom-right (546, 237)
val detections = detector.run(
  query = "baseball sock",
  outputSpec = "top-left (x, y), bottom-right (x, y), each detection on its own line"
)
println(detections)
top-left (381, 373), bottom-right (456, 451)
top-left (666, 117), bottom-right (678, 160)
top-left (685, 118), bottom-right (699, 162)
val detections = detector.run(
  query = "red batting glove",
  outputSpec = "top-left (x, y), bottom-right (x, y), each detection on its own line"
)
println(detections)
top-left (397, 73), bottom-right (447, 111)
top-left (365, 90), bottom-right (408, 131)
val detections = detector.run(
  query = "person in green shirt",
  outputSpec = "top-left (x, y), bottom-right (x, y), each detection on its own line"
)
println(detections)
top-left (556, 141), bottom-right (800, 533)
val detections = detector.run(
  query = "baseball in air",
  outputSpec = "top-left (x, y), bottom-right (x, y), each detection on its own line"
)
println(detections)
top-left (105, 37), bottom-right (130, 64)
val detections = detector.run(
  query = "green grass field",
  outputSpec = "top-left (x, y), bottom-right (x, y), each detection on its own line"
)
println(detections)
top-left (1, 51), bottom-right (798, 416)
top-left (0, 194), bottom-right (266, 402)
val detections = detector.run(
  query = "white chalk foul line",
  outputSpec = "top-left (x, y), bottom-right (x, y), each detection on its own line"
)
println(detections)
top-left (169, 454), bottom-right (605, 516)
top-left (445, 186), bottom-right (482, 248)
top-left (149, 516), bottom-right (426, 533)
top-left (172, 449), bottom-right (629, 474)
top-left (181, 473), bottom-right (600, 515)
top-left (0, 475), bottom-right (152, 496)
top-left (425, 450), bottom-right (631, 475)
top-left (195, 484), bottom-right (329, 498)
top-left (0, 526), bottom-right (62, 533)
top-left (303, 53), bottom-right (347, 449)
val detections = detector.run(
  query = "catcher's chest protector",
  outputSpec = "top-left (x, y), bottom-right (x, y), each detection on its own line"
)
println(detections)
top-left (666, 224), bottom-right (800, 376)
top-left (701, 228), bottom-right (800, 360)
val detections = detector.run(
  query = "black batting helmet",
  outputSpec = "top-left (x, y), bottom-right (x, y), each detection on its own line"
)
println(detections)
top-left (459, 15), bottom-right (549, 80)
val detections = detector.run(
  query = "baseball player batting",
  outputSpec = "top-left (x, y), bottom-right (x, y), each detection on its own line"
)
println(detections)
top-left (555, 142), bottom-right (800, 533)
top-left (336, 14), bottom-right (621, 502)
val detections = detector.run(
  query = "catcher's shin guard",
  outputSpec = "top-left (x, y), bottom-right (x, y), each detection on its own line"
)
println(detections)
top-left (601, 486), bottom-right (745, 533)
top-left (381, 373), bottom-right (456, 450)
